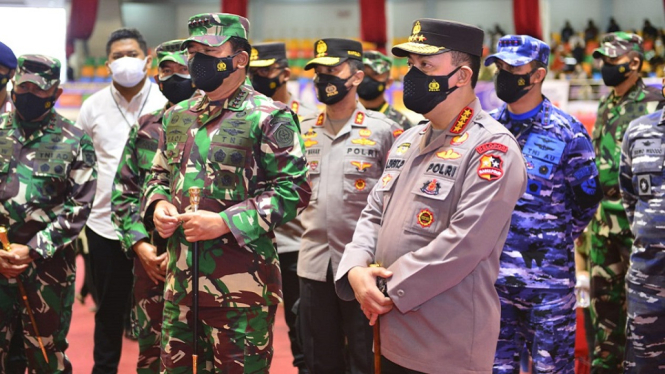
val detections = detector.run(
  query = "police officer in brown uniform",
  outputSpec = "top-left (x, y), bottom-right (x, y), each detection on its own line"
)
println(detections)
top-left (249, 41), bottom-right (316, 374)
top-left (297, 38), bottom-right (399, 374)
top-left (335, 19), bottom-right (527, 373)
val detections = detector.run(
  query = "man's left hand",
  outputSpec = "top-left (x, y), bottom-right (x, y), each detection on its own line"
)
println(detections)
top-left (9, 244), bottom-right (34, 265)
top-left (180, 210), bottom-right (230, 242)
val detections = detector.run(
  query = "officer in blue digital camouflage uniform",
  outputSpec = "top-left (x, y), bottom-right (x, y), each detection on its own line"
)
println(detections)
top-left (618, 77), bottom-right (665, 374)
top-left (486, 35), bottom-right (603, 374)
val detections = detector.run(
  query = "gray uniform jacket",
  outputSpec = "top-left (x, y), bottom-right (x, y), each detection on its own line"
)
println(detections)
top-left (274, 95), bottom-right (319, 254)
top-left (298, 102), bottom-right (398, 281)
top-left (335, 98), bottom-right (527, 373)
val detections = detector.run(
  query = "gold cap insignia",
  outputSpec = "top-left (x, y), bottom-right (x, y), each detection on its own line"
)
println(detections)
top-left (250, 48), bottom-right (258, 61)
top-left (326, 83), bottom-right (338, 96)
top-left (316, 40), bottom-right (328, 57)
top-left (217, 61), bottom-right (227, 71)
top-left (413, 21), bottom-right (421, 35)
top-left (428, 80), bottom-right (440, 92)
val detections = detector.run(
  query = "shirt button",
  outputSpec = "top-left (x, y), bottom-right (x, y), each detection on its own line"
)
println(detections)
top-left (397, 289), bottom-right (405, 297)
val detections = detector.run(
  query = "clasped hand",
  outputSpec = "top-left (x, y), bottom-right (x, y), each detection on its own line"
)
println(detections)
top-left (348, 265), bottom-right (394, 326)
top-left (153, 200), bottom-right (230, 242)
top-left (0, 244), bottom-right (33, 279)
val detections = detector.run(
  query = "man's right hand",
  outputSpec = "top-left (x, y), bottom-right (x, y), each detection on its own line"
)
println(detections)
top-left (153, 200), bottom-right (180, 239)
top-left (133, 240), bottom-right (167, 284)
top-left (0, 251), bottom-right (28, 279)
top-left (348, 266), bottom-right (394, 326)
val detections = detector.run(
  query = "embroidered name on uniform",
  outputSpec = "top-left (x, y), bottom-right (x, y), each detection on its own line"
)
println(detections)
top-left (307, 148), bottom-right (321, 155)
top-left (477, 155), bottom-right (504, 181)
top-left (436, 149), bottom-right (461, 159)
top-left (347, 148), bottom-right (379, 157)
top-left (451, 107), bottom-right (473, 134)
top-left (386, 158), bottom-right (405, 170)
top-left (475, 142), bottom-right (508, 154)
top-left (426, 162), bottom-right (457, 177)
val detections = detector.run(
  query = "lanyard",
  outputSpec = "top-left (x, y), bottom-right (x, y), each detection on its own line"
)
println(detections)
top-left (110, 83), bottom-right (152, 127)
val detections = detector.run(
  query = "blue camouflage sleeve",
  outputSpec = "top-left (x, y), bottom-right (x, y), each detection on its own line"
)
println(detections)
top-left (564, 126), bottom-right (603, 239)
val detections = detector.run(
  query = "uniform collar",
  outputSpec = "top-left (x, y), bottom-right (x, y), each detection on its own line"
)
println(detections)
top-left (496, 96), bottom-right (554, 130)
top-left (418, 98), bottom-right (483, 153)
top-left (110, 78), bottom-right (151, 106)
top-left (8, 109), bottom-right (60, 144)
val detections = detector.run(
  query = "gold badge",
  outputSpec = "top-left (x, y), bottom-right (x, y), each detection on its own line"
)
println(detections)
top-left (396, 142), bottom-right (411, 155)
top-left (428, 80), bottom-right (440, 92)
top-left (417, 208), bottom-right (434, 228)
top-left (378, 84), bottom-right (384, 92)
top-left (250, 48), bottom-right (258, 61)
top-left (518, 78), bottom-right (525, 86)
top-left (304, 139), bottom-right (319, 148)
top-left (351, 138), bottom-right (377, 146)
top-left (436, 149), bottom-right (461, 159)
top-left (45, 101), bottom-right (51, 109)
top-left (359, 128), bottom-right (371, 137)
top-left (316, 40), bottom-right (328, 57)
top-left (355, 179), bottom-right (367, 191)
top-left (217, 61), bottom-right (227, 71)
top-left (412, 21), bottom-right (421, 35)
top-left (619, 66), bottom-right (626, 73)
top-left (326, 83), bottom-right (338, 97)
top-left (270, 82), bottom-right (276, 89)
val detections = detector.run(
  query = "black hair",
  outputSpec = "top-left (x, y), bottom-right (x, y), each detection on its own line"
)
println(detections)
top-left (229, 36), bottom-right (252, 55)
top-left (348, 59), bottom-right (364, 73)
top-left (275, 58), bottom-right (289, 69)
top-left (450, 51), bottom-right (480, 88)
top-left (106, 28), bottom-right (148, 56)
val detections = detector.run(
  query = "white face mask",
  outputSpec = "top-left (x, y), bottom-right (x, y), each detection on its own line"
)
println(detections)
top-left (109, 57), bottom-right (147, 87)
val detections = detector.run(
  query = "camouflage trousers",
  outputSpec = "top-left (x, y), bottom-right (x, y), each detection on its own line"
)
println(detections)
top-left (0, 248), bottom-right (76, 373)
top-left (133, 257), bottom-right (165, 374)
top-left (624, 274), bottom-right (665, 374)
top-left (161, 300), bottom-right (277, 374)
top-left (493, 286), bottom-right (576, 374)
top-left (588, 210), bottom-right (632, 373)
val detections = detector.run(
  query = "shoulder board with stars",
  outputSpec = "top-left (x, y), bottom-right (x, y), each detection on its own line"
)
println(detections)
top-left (450, 107), bottom-right (473, 134)
top-left (228, 89), bottom-right (249, 110)
top-left (354, 112), bottom-right (365, 125)
top-left (315, 113), bottom-right (324, 126)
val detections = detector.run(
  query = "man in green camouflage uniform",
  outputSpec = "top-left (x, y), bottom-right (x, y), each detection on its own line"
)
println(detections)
top-left (0, 55), bottom-right (97, 373)
top-left (357, 50), bottom-right (411, 133)
top-left (584, 32), bottom-right (664, 373)
top-left (143, 13), bottom-right (310, 374)
top-left (111, 39), bottom-right (197, 374)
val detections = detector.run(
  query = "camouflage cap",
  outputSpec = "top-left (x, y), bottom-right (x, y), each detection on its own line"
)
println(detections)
top-left (363, 50), bottom-right (392, 75)
top-left (156, 39), bottom-right (188, 66)
top-left (14, 54), bottom-right (61, 90)
top-left (182, 13), bottom-right (250, 48)
top-left (593, 32), bottom-right (643, 59)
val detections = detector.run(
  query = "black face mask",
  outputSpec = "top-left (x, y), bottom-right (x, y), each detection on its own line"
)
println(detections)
top-left (188, 52), bottom-right (238, 92)
top-left (494, 68), bottom-right (536, 104)
top-left (314, 73), bottom-right (352, 105)
top-left (158, 73), bottom-right (196, 104)
top-left (357, 76), bottom-right (386, 101)
top-left (251, 72), bottom-right (284, 97)
top-left (403, 66), bottom-right (461, 115)
top-left (12, 90), bottom-right (56, 122)
top-left (601, 61), bottom-right (632, 87)
top-left (0, 73), bottom-right (10, 91)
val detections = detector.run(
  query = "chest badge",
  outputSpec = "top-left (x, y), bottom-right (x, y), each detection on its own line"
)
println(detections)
top-left (417, 209), bottom-right (435, 228)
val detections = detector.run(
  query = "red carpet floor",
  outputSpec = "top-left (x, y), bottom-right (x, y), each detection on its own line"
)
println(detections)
top-left (68, 256), bottom-right (297, 373)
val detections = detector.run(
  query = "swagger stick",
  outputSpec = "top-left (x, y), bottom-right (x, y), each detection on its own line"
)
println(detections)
top-left (188, 187), bottom-right (201, 374)
top-left (369, 263), bottom-right (383, 374)
top-left (0, 227), bottom-right (49, 363)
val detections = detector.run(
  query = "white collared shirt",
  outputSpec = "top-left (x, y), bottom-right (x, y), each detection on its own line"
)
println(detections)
top-left (76, 79), bottom-right (167, 239)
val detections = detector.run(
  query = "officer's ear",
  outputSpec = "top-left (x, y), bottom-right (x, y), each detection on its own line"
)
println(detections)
top-left (282, 67), bottom-right (291, 82)
top-left (235, 51), bottom-right (249, 69)
top-left (532, 67), bottom-right (547, 85)
top-left (455, 66), bottom-right (473, 87)
top-left (350, 69), bottom-right (364, 87)
top-left (629, 55), bottom-right (641, 72)
top-left (54, 86), bottom-right (64, 101)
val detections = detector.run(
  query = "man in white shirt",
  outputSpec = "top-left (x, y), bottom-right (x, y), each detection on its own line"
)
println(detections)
top-left (75, 28), bottom-right (166, 374)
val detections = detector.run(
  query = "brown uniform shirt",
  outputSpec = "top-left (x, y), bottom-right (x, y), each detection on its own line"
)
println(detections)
top-left (335, 98), bottom-right (527, 373)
